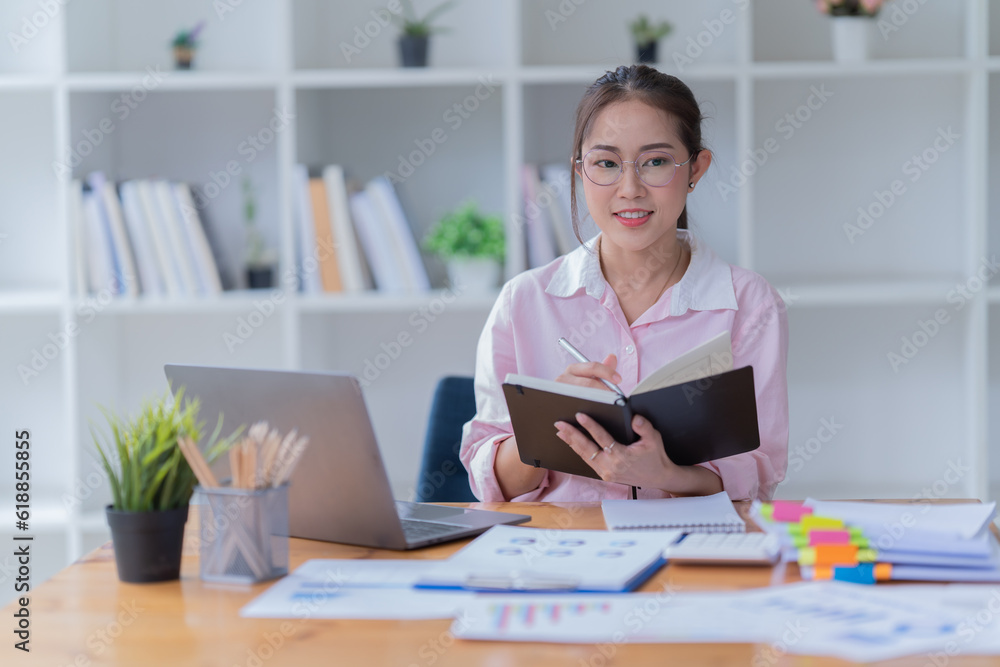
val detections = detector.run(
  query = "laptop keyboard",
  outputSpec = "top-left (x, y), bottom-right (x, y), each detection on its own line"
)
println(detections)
top-left (400, 519), bottom-right (463, 543)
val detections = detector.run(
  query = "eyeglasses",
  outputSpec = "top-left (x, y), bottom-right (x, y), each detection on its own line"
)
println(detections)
top-left (575, 149), bottom-right (694, 187)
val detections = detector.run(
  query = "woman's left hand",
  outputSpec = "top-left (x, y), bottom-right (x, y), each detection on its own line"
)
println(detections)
top-left (555, 412), bottom-right (724, 495)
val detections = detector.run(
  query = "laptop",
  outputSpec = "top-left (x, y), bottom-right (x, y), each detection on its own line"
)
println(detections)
top-left (163, 364), bottom-right (530, 549)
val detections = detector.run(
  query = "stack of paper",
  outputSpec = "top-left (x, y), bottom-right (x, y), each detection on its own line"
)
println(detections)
top-left (751, 499), bottom-right (1000, 582)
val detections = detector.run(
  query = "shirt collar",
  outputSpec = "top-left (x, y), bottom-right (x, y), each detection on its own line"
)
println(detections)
top-left (545, 230), bottom-right (738, 315)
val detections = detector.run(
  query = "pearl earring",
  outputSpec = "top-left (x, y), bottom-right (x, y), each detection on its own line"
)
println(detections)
top-left (688, 182), bottom-right (695, 190)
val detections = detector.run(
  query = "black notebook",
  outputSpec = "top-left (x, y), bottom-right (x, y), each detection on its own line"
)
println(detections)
top-left (501, 332), bottom-right (760, 480)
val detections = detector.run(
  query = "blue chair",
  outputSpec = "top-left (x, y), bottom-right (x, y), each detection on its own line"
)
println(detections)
top-left (415, 376), bottom-right (479, 502)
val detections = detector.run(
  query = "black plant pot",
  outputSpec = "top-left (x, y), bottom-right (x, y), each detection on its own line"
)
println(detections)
top-left (246, 265), bottom-right (275, 289)
top-left (106, 505), bottom-right (189, 583)
top-left (636, 41), bottom-right (658, 64)
top-left (173, 46), bottom-right (195, 70)
top-left (399, 34), bottom-right (429, 67)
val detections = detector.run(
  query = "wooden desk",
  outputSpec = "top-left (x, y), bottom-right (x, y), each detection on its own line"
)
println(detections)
top-left (5, 501), bottom-right (999, 666)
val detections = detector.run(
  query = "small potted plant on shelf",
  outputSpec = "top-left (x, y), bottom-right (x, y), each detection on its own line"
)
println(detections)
top-left (171, 21), bottom-right (205, 70)
top-left (629, 15), bottom-right (673, 64)
top-left (393, 0), bottom-right (457, 67)
top-left (93, 389), bottom-right (239, 583)
top-left (242, 177), bottom-right (277, 289)
top-left (815, 0), bottom-right (885, 63)
top-left (424, 200), bottom-right (504, 292)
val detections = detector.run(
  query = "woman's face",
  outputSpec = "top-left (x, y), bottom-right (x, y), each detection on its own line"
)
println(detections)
top-left (577, 99), bottom-right (704, 255)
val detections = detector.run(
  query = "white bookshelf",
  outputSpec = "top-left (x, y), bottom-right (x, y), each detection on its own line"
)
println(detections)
top-left (0, 0), bottom-right (998, 603)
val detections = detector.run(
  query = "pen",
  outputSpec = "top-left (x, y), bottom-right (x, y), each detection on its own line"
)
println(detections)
top-left (557, 337), bottom-right (626, 397)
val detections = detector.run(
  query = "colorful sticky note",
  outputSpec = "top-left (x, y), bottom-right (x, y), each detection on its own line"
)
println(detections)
top-left (788, 524), bottom-right (863, 538)
top-left (771, 501), bottom-right (813, 522)
top-left (799, 515), bottom-right (844, 530)
top-left (831, 563), bottom-right (893, 584)
top-left (808, 530), bottom-right (868, 547)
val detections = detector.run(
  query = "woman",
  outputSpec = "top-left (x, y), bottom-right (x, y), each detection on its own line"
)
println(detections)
top-left (460, 65), bottom-right (788, 502)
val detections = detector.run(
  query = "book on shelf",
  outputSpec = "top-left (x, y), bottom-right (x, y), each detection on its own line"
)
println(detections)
top-left (520, 164), bottom-right (558, 269)
top-left (119, 180), bottom-right (165, 297)
top-left (502, 331), bottom-right (761, 480)
top-left (322, 165), bottom-right (371, 293)
top-left (292, 165), bottom-right (322, 294)
top-left (85, 172), bottom-right (134, 297)
top-left (365, 175), bottom-right (430, 293)
top-left (79, 185), bottom-right (115, 296)
top-left (172, 183), bottom-right (223, 296)
top-left (70, 174), bottom-right (224, 299)
top-left (68, 180), bottom-right (88, 299)
top-left (153, 180), bottom-right (201, 296)
top-left (349, 187), bottom-right (408, 293)
top-left (134, 179), bottom-right (183, 297)
top-left (97, 178), bottom-right (140, 298)
top-left (538, 163), bottom-right (581, 256)
top-left (307, 177), bottom-right (344, 293)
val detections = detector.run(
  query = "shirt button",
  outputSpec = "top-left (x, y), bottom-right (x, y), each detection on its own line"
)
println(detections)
top-left (625, 344), bottom-right (635, 355)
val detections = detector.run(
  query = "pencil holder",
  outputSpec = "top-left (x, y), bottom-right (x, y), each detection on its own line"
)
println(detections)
top-left (197, 483), bottom-right (289, 584)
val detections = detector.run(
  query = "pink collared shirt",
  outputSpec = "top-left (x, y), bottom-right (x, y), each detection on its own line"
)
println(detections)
top-left (460, 230), bottom-right (789, 502)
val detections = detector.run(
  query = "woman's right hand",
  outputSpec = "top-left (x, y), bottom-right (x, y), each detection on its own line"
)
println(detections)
top-left (554, 353), bottom-right (621, 392)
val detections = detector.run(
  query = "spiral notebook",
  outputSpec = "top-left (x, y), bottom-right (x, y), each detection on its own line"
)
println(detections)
top-left (601, 492), bottom-right (746, 533)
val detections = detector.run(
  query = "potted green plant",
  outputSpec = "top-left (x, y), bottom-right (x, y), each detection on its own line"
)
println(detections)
top-left (393, 0), bottom-right (456, 67)
top-left (94, 389), bottom-right (238, 583)
top-left (171, 21), bottom-right (205, 70)
top-left (424, 200), bottom-right (504, 292)
top-left (242, 177), bottom-right (277, 288)
top-left (629, 15), bottom-right (673, 64)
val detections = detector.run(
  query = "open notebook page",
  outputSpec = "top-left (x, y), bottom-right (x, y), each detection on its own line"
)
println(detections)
top-left (505, 330), bottom-right (733, 400)
top-left (632, 330), bottom-right (733, 394)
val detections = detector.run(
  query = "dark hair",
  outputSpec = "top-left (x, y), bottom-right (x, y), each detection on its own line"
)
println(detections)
top-left (570, 65), bottom-right (706, 238)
